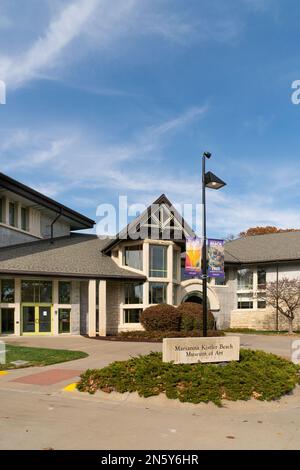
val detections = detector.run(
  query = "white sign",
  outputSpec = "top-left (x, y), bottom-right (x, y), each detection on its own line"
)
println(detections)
top-left (163, 336), bottom-right (240, 364)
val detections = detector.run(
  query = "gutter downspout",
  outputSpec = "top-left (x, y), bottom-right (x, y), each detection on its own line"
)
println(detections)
top-left (276, 264), bottom-right (279, 331)
top-left (50, 209), bottom-right (63, 244)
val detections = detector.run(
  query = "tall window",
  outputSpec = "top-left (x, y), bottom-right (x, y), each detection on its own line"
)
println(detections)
top-left (123, 245), bottom-right (143, 271)
top-left (21, 207), bottom-right (29, 231)
top-left (124, 282), bottom-right (143, 304)
top-left (149, 282), bottom-right (167, 304)
top-left (237, 267), bottom-right (266, 310)
top-left (173, 249), bottom-right (180, 280)
top-left (9, 202), bottom-right (16, 227)
top-left (149, 245), bottom-right (167, 278)
top-left (1, 279), bottom-right (15, 303)
top-left (21, 280), bottom-right (53, 303)
top-left (59, 281), bottom-right (71, 304)
top-left (237, 269), bottom-right (253, 290)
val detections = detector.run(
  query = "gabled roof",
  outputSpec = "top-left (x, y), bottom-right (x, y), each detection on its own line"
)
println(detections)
top-left (225, 231), bottom-right (300, 264)
top-left (0, 234), bottom-right (145, 279)
top-left (0, 172), bottom-right (95, 230)
top-left (103, 194), bottom-right (196, 254)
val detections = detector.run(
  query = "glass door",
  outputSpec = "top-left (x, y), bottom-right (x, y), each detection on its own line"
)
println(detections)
top-left (22, 305), bottom-right (52, 334)
top-left (1, 308), bottom-right (15, 334)
top-left (38, 306), bottom-right (51, 333)
top-left (59, 308), bottom-right (71, 333)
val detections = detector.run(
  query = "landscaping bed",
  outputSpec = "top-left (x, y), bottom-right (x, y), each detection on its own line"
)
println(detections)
top-left (225, 328), bottom-right (300, 336)
top-left (1, 345), bottom-right (88, 369)
top-left (94, 330), bottom-right (224, 342)
top-left (77, 350), bottom-right (300, 406)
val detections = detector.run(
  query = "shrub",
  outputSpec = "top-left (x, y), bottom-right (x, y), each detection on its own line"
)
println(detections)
top-left (140, 304), bottom-right (181, 331)
top-left (77, 350), bottom-right (300, 405)
top-left (177, 302), bottom-right (215, 331)
top-left (117, 330), bottom-right (224, 342)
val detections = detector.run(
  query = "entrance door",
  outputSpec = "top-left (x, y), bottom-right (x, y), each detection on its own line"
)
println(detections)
top-left (38, 306), bottom-right (51, 333)
top-left (22, 305), bottom-right (52, 334)
top-left (1, 308), bottom-right (15, 334)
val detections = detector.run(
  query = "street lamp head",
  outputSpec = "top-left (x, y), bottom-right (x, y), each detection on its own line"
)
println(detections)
top-left (203, 152), bottom-right (211, 159)
top-left (205, 171), bottom-right (226, 190)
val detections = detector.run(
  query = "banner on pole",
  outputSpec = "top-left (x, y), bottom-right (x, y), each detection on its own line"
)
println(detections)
top-left (185, 237), bottom-right (202, 276)
top-left (208, 239), bottom-right (225, 278)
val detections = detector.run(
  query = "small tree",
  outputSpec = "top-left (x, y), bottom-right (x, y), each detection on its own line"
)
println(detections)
top-left (266, 278), bottom-right (300, 334)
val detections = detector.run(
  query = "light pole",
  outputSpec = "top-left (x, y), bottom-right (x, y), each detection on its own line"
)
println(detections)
top-left (201, 152), bottom-right (226, 337)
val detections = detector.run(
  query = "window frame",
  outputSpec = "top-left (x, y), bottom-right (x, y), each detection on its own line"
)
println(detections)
top-left (149, 244), bottom-right (168, 278)
top-left (149, 282), bottom-right (167, 305)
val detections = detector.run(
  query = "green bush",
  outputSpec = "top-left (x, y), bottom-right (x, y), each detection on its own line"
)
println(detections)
top-left (78, 350), bottom-right (300, 405)
top-left (140, 304), bottom-right (181, 331)
top-left (176, 302), bottom-right (215, 331)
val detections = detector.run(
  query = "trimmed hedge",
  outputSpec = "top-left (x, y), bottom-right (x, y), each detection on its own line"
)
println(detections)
top-left (177, 302), bottom-right (215, 331)
top-left (117, 329), bottom-right (224, 341)
top-left (140, 304), bottom-right (181, 331)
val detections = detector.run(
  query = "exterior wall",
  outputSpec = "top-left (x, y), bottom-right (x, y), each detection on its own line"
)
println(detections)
top-left (80, 281), bottom-right (89, 335)
top-left (40, 214), bottom-right (70, 239)
top-left (0, 225), bottom-right (38, 247)
top-left (70, 281), bottom-right (80, 334)
top-left (213, 268), bottom-right (237, 329)
top-left (106, 280), bottom-right (124, 335)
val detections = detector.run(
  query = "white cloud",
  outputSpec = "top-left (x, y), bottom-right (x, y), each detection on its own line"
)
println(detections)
top-left (0, 0), bottom-right (100, 87)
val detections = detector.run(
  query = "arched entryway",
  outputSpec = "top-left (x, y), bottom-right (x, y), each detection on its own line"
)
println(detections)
top-left (182, 292), bottom-right (203, 304)
top-left (180, 279), bottom-right (220, 311)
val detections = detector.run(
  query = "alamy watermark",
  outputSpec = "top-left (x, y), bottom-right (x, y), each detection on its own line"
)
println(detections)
top-left (0, 80), bottom-right (6, 105)
top-left (291, 340), bottom-right (300, 364)
top-left (95, 196), bottom-right (203, 240)
top-left (0, 341), bottom-right (6, 364)
top-left (291, 80), bottom-right (300, 105)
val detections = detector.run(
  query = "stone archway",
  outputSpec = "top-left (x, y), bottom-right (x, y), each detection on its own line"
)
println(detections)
top-left (179, 279), bottom-right (220, 311)
top-left (182, 291), bottom-right (203, 304)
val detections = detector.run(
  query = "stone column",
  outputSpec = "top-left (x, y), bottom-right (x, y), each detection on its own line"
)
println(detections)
top-left (98, 280), bottom-right (107, 336)
top-left (88, 279), bottom-right (97, 337)
top-left (14, 278), bottom-right (21, 336)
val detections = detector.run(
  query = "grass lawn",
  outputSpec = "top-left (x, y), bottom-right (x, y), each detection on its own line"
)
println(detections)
top-left (78, 350), bottom-right (300, 406)
top-left (225, 328), bottom-right (300, 335)
top-left (1, 344), bottom-right (88, 370)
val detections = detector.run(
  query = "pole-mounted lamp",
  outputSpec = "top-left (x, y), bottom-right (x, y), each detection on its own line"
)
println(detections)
top-left (202, 152), bottom-right (226, 337)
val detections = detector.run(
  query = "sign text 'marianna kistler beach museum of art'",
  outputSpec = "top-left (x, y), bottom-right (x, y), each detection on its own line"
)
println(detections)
top-left (0, 172), bottom-right (299, 337)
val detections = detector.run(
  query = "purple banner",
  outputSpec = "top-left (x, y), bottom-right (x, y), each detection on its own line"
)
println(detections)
top-left (208, 239), bottom-right (225, 278)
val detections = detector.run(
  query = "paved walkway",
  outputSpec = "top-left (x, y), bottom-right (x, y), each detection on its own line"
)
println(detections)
top-left (0, 334), bottom-right (299, 450)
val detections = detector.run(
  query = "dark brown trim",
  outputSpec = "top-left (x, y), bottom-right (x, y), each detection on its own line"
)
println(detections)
top-left (0, 172), bottom-right (95, 229)
top-left (0, 269), bottom-right (146, 281)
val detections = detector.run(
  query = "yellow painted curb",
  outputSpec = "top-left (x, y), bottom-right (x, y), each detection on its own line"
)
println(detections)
top-left (63, 382), bottom-right (78, 392)
top-left (0, 371), bottom-right (8, 376)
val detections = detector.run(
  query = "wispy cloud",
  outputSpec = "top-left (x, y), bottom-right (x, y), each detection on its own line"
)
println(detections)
top-left (0, 0), bottom-right (99, 87)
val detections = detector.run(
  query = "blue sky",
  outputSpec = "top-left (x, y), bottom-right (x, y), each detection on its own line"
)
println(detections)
top-left (0, 0), bottom-right (300, 237)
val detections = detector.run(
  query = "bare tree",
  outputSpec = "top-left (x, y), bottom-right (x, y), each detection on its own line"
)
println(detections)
top-left (266, 277), bottom-right (300, 334)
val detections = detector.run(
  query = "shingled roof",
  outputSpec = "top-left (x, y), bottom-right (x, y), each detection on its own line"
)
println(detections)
top-left (0, 234), bottom-right (145, 279)
top-left (225, 231), bottom-right (300, 264)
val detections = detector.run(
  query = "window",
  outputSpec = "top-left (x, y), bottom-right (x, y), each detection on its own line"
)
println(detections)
top-left (149, 245), bottom-right (167, 278)
top-left (258, 268), bottom-right (266, 290)
top-left (59, 281), bottom-right (71, 304)
top-left (215, 269), bottom-right (227, 286)
top-left (173, 249), bottom-right (180, 280)
top-left (59, 308), bottom-right (71, 333)
top-left (124, 282), bottom-right (143, 304)
top-left (9, 202), bottom-right (16, 227)
top-left (21, 280), bottom-right (53, 303)
top-left (21, 207), bottom-right (29, 231)
top-left (237, 293), bottom-right (253, 309)
top-left (124, 308), bottom-right (142, 323)
top-left (237, 269), bottom-right (253, 290)
top-left (123, 245), bottom-right (143, 271)
top-left (1, 279), bottom-right (15, 303)
top-left (1, 308), bottom-right (15, 334)
top-left (149, 282), bottom-right (167, 304)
